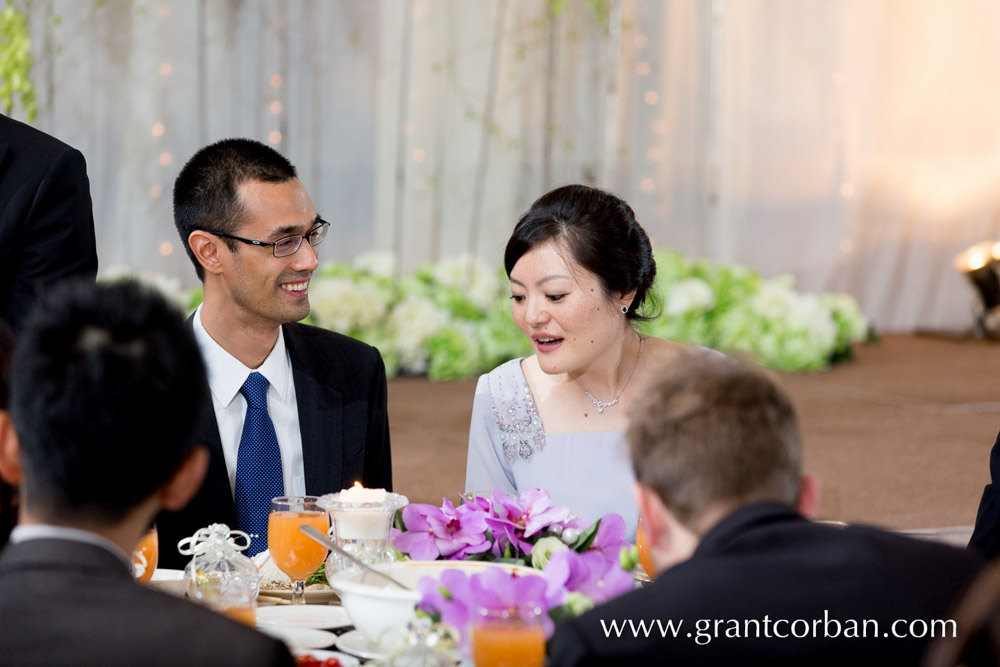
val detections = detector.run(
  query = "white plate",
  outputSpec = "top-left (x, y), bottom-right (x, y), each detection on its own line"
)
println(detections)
top-left (257, 605), bottom-right (351, 630)
top-left (292, 648), bottom-right (360, 667)
top-left (334, 629), bottom-right (386, 662)
top-left (151, 569), bottom-right (185, 581)
top-left (148, 568), bottom-right (186, 596)
top-left (257, 626), bottom-right (338, 650)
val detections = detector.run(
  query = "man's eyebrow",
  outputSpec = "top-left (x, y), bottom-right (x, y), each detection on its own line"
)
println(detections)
top-left (270, 216), bottom-right (321, 238)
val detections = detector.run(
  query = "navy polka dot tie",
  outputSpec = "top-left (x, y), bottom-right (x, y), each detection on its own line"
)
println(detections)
top-left (234, 372), bottom-right (284, 557)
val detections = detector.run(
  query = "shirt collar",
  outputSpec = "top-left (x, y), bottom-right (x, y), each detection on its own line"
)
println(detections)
top-left (192, 304), bottom-right (291, 407)
top-left (10, 524), bottom-right (132, 568)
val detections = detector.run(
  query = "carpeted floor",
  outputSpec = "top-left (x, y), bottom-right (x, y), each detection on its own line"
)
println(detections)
top-left (388, 334), bottom-right (1000, 531)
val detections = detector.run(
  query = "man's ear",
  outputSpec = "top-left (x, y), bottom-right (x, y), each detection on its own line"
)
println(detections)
top-left (159, 446), bottom-right (209, 512)
top-left (634, 482), bottom-right (666, 546)
top-left (0, 411), bottom-right (22, 485)
top-left (634, 482), bottom-right (701, 575)
top-left (797, 474), bottom-right (822, 520)
top-left (188, 231), bottom-right (226, 277)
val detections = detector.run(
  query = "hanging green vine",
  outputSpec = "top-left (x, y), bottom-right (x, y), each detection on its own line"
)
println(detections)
top-left (547, 0), bottom-right (612, 35)
top-left (0, 0), bottom-right (36, 121)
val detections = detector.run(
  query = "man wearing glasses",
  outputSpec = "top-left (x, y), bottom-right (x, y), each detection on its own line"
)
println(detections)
top-left (158, 138), bottom-right (392, 567)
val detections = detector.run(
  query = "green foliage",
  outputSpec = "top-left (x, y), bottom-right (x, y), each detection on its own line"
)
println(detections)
top-left (0, 1), bottom-right (35, 121)
top-left (143, 247), bottom-right (871, 380)
top-left (546, 0), bottom-right (613, 34)
top-left (641, 252), bottom-right (870, 372)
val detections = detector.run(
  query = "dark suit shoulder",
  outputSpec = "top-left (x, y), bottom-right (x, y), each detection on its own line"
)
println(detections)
top-left (0, 114), bottom-right (80, 166)
top-left (0, 540), bottom-right (294, 667)
top-left (283, 321), bottom-right (383, 368)
top-left (550, 508), bottom-right (983, 667)
top-left (284, 321), bottom-right (378, 350)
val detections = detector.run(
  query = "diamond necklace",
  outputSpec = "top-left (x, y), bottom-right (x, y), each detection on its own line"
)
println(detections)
top-left (572, 335), bottom-right (644, 413)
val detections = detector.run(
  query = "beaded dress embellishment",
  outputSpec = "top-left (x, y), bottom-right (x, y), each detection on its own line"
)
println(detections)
top-left (488, 363), bottom-right (546, 463)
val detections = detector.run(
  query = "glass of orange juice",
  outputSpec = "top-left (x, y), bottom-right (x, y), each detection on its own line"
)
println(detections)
top-left (132, 525), bottom-right (158, 583)
top-left (471, 606), bottom-right (546, 667)
top-left (268, 495), bottom-right (329, 605)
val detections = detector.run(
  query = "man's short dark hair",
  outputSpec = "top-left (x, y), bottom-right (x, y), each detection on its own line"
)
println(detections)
top-left (173, 138), bottom-right (297, 281)
top-left (9, 280), bottom-right (209, 524)
top-left (628, 353), bottom-right (802, 531)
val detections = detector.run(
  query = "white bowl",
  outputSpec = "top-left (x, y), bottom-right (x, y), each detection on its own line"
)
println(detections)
top-left (327, 560), bottom-right (540, 647)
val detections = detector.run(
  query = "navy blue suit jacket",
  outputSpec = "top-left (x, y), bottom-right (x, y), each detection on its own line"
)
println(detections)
top-left (157, 321), bottom-right (392, 568)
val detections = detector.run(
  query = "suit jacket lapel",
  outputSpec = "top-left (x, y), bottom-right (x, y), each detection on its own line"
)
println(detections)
top-left (285, 325), bottom-right (344, 495)
top-left (196, 402), bottom-right (237, 523)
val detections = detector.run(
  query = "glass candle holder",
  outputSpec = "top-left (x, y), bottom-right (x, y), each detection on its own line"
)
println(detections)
top-left (317, 490), bottom-right (408, 572)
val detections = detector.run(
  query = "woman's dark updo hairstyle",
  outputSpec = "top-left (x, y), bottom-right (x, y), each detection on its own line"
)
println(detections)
top-left (504, 184), bottom-right (659, 322)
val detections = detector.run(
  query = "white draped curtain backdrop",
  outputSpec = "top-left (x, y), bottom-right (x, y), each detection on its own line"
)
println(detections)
top-left (14, 0), bottom-right (1000, 331)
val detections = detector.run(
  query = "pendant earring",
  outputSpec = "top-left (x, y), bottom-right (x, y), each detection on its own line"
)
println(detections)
top-left (621, 305), bottom-right (628, 314)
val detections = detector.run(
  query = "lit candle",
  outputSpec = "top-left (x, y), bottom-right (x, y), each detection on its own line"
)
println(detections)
top-left (338, 482), bottom-right (387, 504)
top-left (317, 487), bottom-right (408, 566)
top-left (333, 483), bottom-right (389, 540)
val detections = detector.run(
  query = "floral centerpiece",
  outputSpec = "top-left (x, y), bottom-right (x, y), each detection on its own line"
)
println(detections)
top-left (644, 250), bottom-right (872, 371)
top-left (391, 489), bottom-right (637, 656)
top-left (112, 247), bottom-right (871, 379)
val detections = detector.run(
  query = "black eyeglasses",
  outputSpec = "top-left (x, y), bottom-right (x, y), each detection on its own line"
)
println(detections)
top-left (201, 219), bottom-right (330, 258)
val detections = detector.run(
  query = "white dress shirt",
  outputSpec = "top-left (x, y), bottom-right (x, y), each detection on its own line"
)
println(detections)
top-left (11, 524), bottom-right (132, 567)
top-left (192, 304), bottom-right (306, 498)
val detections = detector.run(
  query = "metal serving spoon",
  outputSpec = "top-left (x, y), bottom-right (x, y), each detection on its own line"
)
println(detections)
top-left (299, 524), bottom-right (412, 591)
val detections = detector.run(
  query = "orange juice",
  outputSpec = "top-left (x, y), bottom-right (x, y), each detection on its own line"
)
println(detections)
top-left (216, 604), bottom-right (256, 626)
top-left (636, 522), bottom-right (654, 579)
top-left (268, 510), bottom-right (329, 579)
top-left (472, 622), bottom-right (545, 667)
top-left (133, 528), bottom-right (159, 583)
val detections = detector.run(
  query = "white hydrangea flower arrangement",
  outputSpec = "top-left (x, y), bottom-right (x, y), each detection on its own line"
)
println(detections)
top-left (152, 249), bottom-right (870, 379)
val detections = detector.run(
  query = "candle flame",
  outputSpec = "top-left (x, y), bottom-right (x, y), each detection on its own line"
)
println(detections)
top-left (352, 481), bottom-right (364, 490)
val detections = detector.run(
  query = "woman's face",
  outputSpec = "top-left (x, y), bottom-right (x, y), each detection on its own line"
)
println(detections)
top-left (509, 239), bottom-right (629, 376)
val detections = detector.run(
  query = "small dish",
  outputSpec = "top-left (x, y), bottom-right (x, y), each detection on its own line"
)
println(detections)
top-left (148, 568), bottom-right (186, 596)
top-left (257, 626), bottom-right (338, 650)
top-left (257, 605), bottom-right (351, 630)
top-left (334, 629), bottom-right (386, 662)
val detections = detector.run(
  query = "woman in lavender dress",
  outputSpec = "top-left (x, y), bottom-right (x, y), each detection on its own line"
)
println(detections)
top-left (465, 185), bottom-right (694, 540)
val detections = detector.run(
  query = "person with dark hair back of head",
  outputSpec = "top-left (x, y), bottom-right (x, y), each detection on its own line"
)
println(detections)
top-left (548, 353), bottom-right (984, 667)
top-left (0, 280), bottom-right (294, 667)
top-left (160, 138), bottom-right (391, 567)
top-left (465, 184), bottom-right (693, 539)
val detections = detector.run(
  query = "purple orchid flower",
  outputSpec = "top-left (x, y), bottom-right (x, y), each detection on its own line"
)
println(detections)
top-left (417, 568), bottom-right (474, 627)
top-left (485, 488), bottom-right (570, 558)
top-left (587, 512), bottom-right (631, 564)
top-left (418, 567), bottom-right (553, 658)
top-left (393, 499), bottom-right (492, 560)
top-left (543, 549), bottom-right (634, 606)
